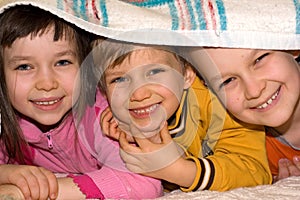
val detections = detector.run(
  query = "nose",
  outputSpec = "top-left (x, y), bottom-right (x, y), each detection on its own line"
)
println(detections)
top-left (130, 85), bottom-right (151, 102)
top-left (244, 76), bottom-right (266, 100)
top-left (35, 67), bottom-right (59, 91)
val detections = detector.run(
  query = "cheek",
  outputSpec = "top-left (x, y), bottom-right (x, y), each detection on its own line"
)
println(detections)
top-left (6, 75), bottom-right (26, 102)
top-left (225, 95), bottom-right (242, 113)
top-left (108, 86), bottom-right (129, 104)
top-left (160, 88), bottom-right (181, 117)
top-left (72, 75), bottom-right (81, 103)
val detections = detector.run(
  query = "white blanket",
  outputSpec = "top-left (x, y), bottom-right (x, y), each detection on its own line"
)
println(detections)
top-left (0, 0), bottom-right (299, 49)
top-left (159, 176), bottom-right (300, 199)
top-left (0, 1), bottom-right (299, 199)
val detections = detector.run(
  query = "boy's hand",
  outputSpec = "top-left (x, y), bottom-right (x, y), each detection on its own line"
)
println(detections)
top-left (274, 156), bottom-right (300, 182)
top-left (0, 184), bottom-right (24, 199)
top-left (0, 164), bottom-right (58, 200)
top-left (100, 107), bottom-right (134, 142)
top-left (119, 122), bottom-right (184, 177)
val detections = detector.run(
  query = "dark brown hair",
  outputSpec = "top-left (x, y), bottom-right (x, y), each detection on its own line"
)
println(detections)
top-left (0, 5), bottom-right (94, 163)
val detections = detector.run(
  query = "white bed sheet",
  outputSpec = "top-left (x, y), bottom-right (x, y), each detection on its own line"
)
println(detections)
top-left (158, 176), bottom-right (300, 200)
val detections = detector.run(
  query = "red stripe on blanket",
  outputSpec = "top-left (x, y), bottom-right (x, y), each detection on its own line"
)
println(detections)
top-left (208, 0), bottom-right (217, 30)
top-left (92, 0), bottom-right (100, 20)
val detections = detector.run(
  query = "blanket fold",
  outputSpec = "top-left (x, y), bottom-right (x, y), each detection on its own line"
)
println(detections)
top-left (0, 0), bottom-right (299, 49)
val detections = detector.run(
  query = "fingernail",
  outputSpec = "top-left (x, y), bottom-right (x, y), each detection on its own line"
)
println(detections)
top-left (279, 158), bottom-right (289, 165)
top-left (293, 156), bottom-right (300, 162)
top-left (279, 158), bottom-right (288, 163)
top-left (51, 193), bottom-right (57, 199)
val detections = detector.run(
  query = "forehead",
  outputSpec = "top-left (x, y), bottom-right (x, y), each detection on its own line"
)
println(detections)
top-left (120, 48), bottom-right (181, 68)
top-left (205, 48), bottom-right (259, 62)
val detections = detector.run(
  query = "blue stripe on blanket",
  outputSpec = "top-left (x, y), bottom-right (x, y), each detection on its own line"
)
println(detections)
top-left (186, 0), bottom-right (197, 30)
top-left (215, 0), bottom-right (226, 30)
top-left (125, 0), bottom-right (172, 7)
top-left (79, 0), bottom-right (88, 21)
top-left (57, 0), bottom-right (88, 21)
top-left (57, 0), bottom-right (63, 10)
top-left (168, 1), bottom-right (179, 30)
top-left (195, 1), bottom-right (207, 30)
top-left (72, 0), bottom-right (80, 18)
top-left (294, 0), bottom-right (300, 34)
top-left (100, 0), bottom-right (108, 27)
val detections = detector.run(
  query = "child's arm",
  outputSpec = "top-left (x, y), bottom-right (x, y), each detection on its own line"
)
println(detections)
top-left (119, 122), bottom-right (198, 188)
top-left (204, 119), bottom-right (272, 190)
top-left (0, 184), bottom-right (24, 199)
top-left (0, 176), bottom-right (88, 200)
top-left (0, 164), bottom-right (58, 199)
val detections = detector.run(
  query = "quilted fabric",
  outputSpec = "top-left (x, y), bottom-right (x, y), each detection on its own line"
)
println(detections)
top-left (0, 0), bottom-right (299, 49)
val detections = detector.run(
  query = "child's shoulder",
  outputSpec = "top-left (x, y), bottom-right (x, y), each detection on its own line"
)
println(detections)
top-left (191, 75), bottom-right (206, 87)
top-left (190, 76), bottom-right (210, 94)
top-left (94, 90), bottom-right (109, 113)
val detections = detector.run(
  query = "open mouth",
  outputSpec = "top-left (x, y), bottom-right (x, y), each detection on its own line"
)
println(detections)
top-left (130, 104), bottom-right (160, 117)
top-left (256, 87), bottom-right (280, 109)
top-left (31, 98), bottom-right (62, 106)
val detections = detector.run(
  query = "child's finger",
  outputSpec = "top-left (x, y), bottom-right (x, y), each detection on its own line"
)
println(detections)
top-left (100, 107), bottom-right (110, 123)
top-left (159, 122), bottom-right (172, 144)
top-left (128, 124), bottom-right (156, 149)
top-left (293, 156), bottom-right (300, 170)
top-left (100, 108), bottom-right (113, 125)
top-left (40, 168), bottom-right (58, 200)
top-left (109, 120), bottom-right (120, 138)
top-left (287, 157), bottom-right (300, 176)
top-left (15, 177), bottom-right (31, 200)
top-left (22, 172), bottom-right (41, 200)
top-left (119, 132), bottom-right (141, 154)
top-left (277, 158), bottom-right (291, 180)
top-left (102, 117), bottom-right (114, 136)
top-left (134, 136), bottom-right (155, 151)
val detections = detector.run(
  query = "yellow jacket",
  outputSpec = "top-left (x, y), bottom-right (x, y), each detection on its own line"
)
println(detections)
top-left (168, 77), bottom-right (272, 191)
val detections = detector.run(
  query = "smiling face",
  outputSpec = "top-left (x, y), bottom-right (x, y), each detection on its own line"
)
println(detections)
top-left (104, 48), bottom-right (194, 137)
top-left (203, 48), bottom-right (300, 127)
top-left (4, 27), bottom-right (80, 129)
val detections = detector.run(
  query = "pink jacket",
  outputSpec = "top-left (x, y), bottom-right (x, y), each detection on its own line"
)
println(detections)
top-left (0, 91), bottom-right (163, 199)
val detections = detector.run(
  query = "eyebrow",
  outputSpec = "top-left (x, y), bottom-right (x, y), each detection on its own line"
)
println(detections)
top-left (7, 50), bottom-right (76, 65)
top-left (7, 56), bottom-right (30, 66)
top-left (55, 49), bottom-right (77, 57)
top-left (209, 49), bottom-right (260, 84)
top-left (105, 70), bottom-right (126, 79)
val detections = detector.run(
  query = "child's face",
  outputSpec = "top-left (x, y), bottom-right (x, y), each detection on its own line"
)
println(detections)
top-left (104, 49), bottom-right (192, 136)
top-left (204, 48), bottom-right (300, 127)
top-left (4, 28), bottom-right (80, 127)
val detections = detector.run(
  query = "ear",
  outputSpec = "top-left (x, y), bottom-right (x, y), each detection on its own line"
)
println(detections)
top-left (183, 64), bottom-right (196, 89)
top-left (290, 50), bottom-right (300, 62)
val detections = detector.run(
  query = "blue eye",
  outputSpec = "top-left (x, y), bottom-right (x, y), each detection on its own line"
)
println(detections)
top-left (147, 68), bottom-right (165, 76)
top-left (110, 76), bottom-right (128, 84)
top-left (15, 64), bottom-right (31, 71)
top-left (56, 60), bottom-right (71, 66)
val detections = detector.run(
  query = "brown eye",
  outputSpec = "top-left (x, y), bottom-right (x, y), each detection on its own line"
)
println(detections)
top-left (219, 77), bottom-right (235, 89)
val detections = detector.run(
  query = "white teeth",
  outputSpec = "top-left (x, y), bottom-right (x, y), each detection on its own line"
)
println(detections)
top-left (257, 90), bottom-right (279, 109)
top-left (133, 104), bottom-right (158, 114)
top-left (34, 99), bottom-right (59, 105)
